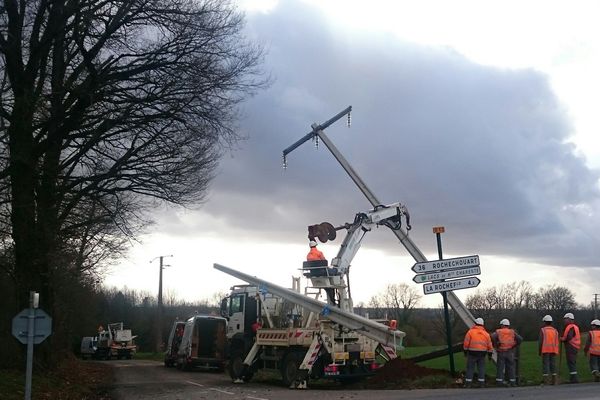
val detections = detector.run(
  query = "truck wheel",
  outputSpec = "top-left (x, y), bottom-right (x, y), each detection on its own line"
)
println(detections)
top-left (228, 352), bottom-right (244, 380)
top-left (281, 352), bottom-right (301, 386)
top-left (229, 352), bottom-right (253, 382)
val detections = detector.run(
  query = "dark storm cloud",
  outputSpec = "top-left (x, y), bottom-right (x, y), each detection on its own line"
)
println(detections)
top-left (165, 2), bottom-right (600, 267)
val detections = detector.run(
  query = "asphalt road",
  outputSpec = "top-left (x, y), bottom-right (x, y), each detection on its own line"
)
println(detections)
top-left (109, 359), bottom-right (600, 400)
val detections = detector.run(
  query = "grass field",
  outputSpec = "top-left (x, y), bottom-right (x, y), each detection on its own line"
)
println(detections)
top-left (403, 341), bottom-right (595, 384)
top-left (135, 352), bottom-right (165, 362)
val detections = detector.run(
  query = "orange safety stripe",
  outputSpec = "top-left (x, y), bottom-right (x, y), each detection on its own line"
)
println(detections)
top-left (590, 330), bottom-right (600, 356)
top-left (562, 323), bottom-right (581, 349)
top-left (541, 326), bottom-right (559, 354)
top-left (496, 328), bottom-right (516, 351)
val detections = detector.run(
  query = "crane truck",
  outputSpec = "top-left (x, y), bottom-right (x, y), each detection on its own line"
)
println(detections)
top-left (96, 322), bottom-right (137, 360)
top-left (216, 202), bottom-right (410, 388)
top-left (282, 105), bottom-right (476, 328)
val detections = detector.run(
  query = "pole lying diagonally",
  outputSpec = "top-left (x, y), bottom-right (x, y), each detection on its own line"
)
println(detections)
top-left (214, 263), bottom-right (405, 349)
top-left (282, 107), bottom-right (475, 329)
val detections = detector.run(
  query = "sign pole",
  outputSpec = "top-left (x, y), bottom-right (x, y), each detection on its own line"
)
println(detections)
top-left (434, 227), bottom-right (456, 376)
top-left (25, 291), bottom-right (38, 400)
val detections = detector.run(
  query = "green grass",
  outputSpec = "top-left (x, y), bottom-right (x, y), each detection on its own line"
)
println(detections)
top-left (134, 352), bottom-right (164, 362)
top-left (402, 341), bottom-right (595, 384)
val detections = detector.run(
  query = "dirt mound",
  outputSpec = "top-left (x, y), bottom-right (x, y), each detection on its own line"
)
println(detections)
top-left (365, 358), bottom-right (449, 388)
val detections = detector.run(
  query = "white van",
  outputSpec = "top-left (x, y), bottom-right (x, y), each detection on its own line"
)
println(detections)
top-left (80, 336), bottom-right (98, 359)
top-left (176, 315), bottom-right (227, 371)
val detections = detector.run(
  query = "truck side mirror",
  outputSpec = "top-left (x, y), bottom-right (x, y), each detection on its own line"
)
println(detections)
top-left (220, 297), bottom-right (228, 318)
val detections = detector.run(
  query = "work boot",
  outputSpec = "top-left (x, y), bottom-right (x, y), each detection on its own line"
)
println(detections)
top-left (569, 374), bottom-right (579, 384)
top-left (594, 370), bottom-right (600, 382)
top-left (551, 375), bottom-right (557, 385)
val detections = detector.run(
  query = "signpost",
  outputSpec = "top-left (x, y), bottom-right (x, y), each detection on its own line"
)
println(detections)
top-left (11, 291), bottom-right (52, 400)
top-left (423, 276), bottom-right (481, 294)
top-left (412, 227), bottom-right (482, 376)
top-left (12, 308), bottom-right (52, 344)
top-left (412, 255), bottom-right (480, 274)
top-left (412, 266), bottom-right (481, 284)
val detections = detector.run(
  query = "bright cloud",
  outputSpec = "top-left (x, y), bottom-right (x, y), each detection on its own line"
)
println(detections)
top-left (107, 0), bottom-right (600, 309)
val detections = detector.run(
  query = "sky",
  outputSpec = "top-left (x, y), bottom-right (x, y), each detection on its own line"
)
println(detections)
top-left (105, 0), bottom-right (600, 310)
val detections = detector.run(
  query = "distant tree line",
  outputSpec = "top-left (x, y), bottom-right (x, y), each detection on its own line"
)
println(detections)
top-left (0, 281), bottom-right (221, 368)
top-left (354, 280), bottom-right (595, 347)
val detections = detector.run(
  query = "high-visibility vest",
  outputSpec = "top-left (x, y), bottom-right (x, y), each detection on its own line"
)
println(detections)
top-left (307, 247), bottom-right (325, 261)
top-left (562, 323), bottom-right (581, 349)
top-left (540, 326), bottom-right (559, 354)
top-left (495, 327), bottom-right (516, 351)
top-left (589, 330), bottom-right (600, 356)
top-left (464, 325), bottom-right (493, 352)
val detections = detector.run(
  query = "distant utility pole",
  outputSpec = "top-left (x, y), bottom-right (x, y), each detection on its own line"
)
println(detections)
top-left (151, 255), bottom-right (173, 353)
top-left (594, 294), bottom-right (599, 319)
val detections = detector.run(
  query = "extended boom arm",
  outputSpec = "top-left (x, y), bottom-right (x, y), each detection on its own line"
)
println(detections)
top-left (283, 106), bottom-right (475, 328)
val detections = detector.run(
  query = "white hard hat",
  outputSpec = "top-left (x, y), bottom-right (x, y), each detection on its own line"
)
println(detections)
top-left (591, 319), bottom-right (600, 327)
top-left (542, 315), bottom-right (553, 322)
top-left (309, 240), bottom-right (317, 247)
top-left (563, 312), bottom-right (575, 320)
top-left (500, 318), bottom-right (510, 326)
top-left (474, 317), bottom-right (484, 325)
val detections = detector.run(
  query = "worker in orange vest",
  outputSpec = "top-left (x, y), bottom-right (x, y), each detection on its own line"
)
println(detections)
top-left (561, 312), bottom-right (581, 383)
top-left (463, 317), bottom-right (493, 388)
top-left (491, 318), bottom-right (522, 387)
top-left (306, 240), bottom-right (325, 261)
top-left (584, 319), bottom-right (600, 382)
top-left (538, 314), bottom-right (559, 385)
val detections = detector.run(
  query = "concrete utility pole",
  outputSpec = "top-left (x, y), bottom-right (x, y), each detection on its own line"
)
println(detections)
top-left (594, 294), bottom-right (599, 319)
top-left (151, 255), bottom-right (173, 352)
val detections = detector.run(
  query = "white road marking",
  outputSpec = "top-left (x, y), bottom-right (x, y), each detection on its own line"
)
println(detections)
top-left (209, 388), bottom-right (235, 395)
top-left (246, 396), bottom-right (269, 400)
top-left (185, 380), bottom-right (205, 387)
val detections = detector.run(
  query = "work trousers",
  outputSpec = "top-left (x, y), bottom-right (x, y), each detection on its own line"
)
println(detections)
top-left (465, 351), bottom-right (486, 383)
top-left (590, 354), bottom-right (600, 374)
top-left (565, 345), bottom-right (578, 376)
top-left (496, 349), bottom-right (516, 383)
top-left (541, 353), bottom-right (557, 376)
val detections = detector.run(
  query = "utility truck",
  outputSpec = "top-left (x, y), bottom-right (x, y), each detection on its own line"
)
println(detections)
top-left (216, 202), bottom-right (410, 388)
top-left (96, 322), bottom-right (137, 360)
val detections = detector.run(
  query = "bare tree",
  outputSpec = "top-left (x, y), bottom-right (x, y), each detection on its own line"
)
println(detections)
top-left (533, 285), bottom-right (577, 311)
top-left (509, 280), bottom-right (536, 309)
top-left (465, 291), bottom-right (495, 321)
top-left (370, 283), bottom-right (422, 325)
top-left (0, 0), bottom-right (266, 357)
